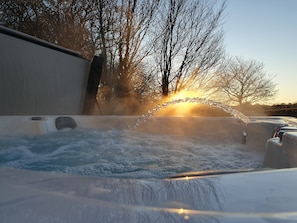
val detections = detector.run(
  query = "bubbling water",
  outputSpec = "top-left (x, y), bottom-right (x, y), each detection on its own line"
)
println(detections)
top-left (0, 129), bottom-right (263, 178)
top-left (134, 97), bottom-right (250, 128)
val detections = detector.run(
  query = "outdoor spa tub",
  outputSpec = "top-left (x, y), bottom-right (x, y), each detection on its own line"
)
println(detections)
top-left (1, 115), bottom-right (297, 222)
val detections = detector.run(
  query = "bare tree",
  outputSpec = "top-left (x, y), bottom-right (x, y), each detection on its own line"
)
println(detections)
top-left (152, 0), bottom-right (226, 97)
top-left (94, 0), bottom-right (159, 100)
top-left (216, 56), bottom-right (278, 105)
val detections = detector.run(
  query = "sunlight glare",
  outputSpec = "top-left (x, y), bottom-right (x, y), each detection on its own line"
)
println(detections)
top-left (178, 208), bottom-right (184, 215)
top-left (161, 90), bottom-right (203, 116)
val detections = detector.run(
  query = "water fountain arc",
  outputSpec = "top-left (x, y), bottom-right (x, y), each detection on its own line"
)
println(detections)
top-left (134, 97), bottom-right (250, 128)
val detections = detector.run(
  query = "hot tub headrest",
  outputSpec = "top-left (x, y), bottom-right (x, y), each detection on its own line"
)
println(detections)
top-left (55, 116), bottom-right (77, 130)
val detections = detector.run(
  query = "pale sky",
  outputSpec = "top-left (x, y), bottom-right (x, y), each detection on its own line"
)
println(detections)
top-left (224, 0), bottom-right (297, 104)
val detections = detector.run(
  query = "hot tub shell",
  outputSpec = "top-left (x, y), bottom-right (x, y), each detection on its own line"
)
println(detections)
top-left (1, 115), bottom-right (297, 222)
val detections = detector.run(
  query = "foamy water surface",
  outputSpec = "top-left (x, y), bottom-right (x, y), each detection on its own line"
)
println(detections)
top-left (0, 129), bottom-right (264, 178)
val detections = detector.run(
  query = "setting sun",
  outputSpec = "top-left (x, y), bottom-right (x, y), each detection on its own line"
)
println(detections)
top-left (158, 90), bottom-right (203, 116)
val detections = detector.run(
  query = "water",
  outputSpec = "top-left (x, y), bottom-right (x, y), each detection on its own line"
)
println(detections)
top-left (134, 97), bottom-right (250, 128)
top-left (0, 129), bottom-right (263, 179)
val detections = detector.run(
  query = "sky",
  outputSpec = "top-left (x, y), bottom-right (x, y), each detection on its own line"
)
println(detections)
top-left (224, 0), bottom-right (297, 104)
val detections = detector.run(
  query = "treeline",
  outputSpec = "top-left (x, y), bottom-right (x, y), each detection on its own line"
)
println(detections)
top-left (234, 103), bottom-right (297, 118)
top-left (237, 103), bottom-right (297, 117)
top-left (264, 103), bottom-right (297, 117)
top-left (226, 103), bottom-right (297, 118)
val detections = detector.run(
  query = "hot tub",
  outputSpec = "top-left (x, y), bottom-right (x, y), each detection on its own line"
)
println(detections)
top-left (1, 115), bottom-right (297, 222)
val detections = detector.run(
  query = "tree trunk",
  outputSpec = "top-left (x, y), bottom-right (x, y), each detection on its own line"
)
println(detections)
top-left (162, 75), bottom-right (169, 96)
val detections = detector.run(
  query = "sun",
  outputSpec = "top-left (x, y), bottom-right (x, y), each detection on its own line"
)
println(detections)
top-left (170, 90), bottom-right (202, 101)
top-left (158, 90), bottom-right (203, 116)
